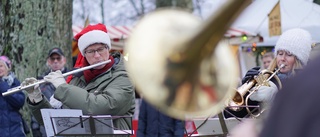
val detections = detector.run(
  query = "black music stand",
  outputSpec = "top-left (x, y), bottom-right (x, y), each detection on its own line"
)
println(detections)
top-left (50, 115), bottom-right (133, 136)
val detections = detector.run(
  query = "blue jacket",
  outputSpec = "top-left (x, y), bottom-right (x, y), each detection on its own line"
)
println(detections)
top-left (0, 73), bottom-right (26, 137)
top-left (137, 99), bottom-right (185, 137)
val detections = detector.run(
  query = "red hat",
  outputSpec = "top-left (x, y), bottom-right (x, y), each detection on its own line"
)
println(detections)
top-left (74, 23), bottom-right (111, 55)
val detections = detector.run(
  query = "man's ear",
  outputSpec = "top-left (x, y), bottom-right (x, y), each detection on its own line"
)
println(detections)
top-left (46, 59), bottom-right (50, 67)
top-left (62, 56), bottom-right (67, 64)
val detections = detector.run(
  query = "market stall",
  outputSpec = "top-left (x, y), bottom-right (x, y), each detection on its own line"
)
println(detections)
top-left (232, 0), bottom-right (320, 77)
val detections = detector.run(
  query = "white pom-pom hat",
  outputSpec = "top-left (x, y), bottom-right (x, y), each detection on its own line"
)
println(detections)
top-left (275, 28), bottom-right (312, 65)
top-left (75, 23), bottom-right (111, 56)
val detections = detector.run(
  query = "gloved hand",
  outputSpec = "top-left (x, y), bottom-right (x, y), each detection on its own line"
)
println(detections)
top-left (249, 81), bottom-right (278, 102)
top-left (50, 95), bottom-right (63, 109)
top-left (21, 77), bottom-right (43, 103)
top-left (241, 66), bottom-right (260, 84)
top-left (43, 70), bottom-right (66, 88)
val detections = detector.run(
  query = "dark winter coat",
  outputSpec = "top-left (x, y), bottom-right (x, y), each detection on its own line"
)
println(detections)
top-left (0, 72), bottom-right (26, 137)
top-left (137, 99), bottom-right (185, 137)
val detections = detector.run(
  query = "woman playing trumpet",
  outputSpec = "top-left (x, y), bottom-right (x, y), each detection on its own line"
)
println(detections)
top-left (227, 28), bottom-right (313, 137)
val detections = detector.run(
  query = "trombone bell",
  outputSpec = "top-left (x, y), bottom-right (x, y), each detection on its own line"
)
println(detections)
top-left (125, 1), bottom-right (250, 120)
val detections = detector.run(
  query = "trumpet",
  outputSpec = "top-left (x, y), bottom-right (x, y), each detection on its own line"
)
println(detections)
top-left (2, 60), bottom-right (111, 96)
top-left (228, 62), bottom-right (284, 113)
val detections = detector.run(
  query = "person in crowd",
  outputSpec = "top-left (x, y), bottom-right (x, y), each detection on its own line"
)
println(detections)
top-left (259, 45), bottom-right (320, 137)
top-left (137, 99), bottom-right (185, 137)
top-left (38, 47), bottom-right (68, 100)
top-left (0, 56), bottom-right (26, 137)
top-left (261, 51), bottom-right (274, 69)
top-left (226, 28), bottom-right (312, 136)
top-left (22, 23), bottom-right (135, 133)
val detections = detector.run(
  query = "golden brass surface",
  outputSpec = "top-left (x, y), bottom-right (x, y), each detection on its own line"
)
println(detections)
top-left (125, 1), bottom-right (250, 120)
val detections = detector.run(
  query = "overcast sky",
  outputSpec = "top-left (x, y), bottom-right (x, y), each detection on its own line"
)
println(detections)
top-left (72, 0), bottom-right (224, 26)
top-left (72, 0), bottom-right (320, 43)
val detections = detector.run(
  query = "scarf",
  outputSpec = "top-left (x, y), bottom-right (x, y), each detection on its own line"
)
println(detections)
top-left (277, 72), bottom-right (292, 81)
top-left (83, 56), bottom-right (114, 83)
top-left (1, 72), bottom-right (15, 86)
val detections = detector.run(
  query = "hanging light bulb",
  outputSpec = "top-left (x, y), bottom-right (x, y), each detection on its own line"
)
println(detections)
top-left (241, 34), bottom-right (248, 41)
top-left (252, 42), bottom-right (257, 47)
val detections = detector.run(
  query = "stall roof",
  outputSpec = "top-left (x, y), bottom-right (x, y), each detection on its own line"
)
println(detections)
top-left (232, 0), bottom-right (320, 44)
top-left (72, 25), bottom-right (262, 49)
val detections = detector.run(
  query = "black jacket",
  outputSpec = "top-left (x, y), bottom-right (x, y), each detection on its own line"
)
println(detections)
top-left (137, 99), bottom-right (185, 137)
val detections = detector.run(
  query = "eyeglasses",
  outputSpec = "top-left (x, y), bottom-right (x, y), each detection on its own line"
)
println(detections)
top-left (85, 47), bottom-right (107, 57)
top-left (50, 57), bottom-right (62, 61)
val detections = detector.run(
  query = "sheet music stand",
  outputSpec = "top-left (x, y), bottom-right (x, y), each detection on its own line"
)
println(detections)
top-left (50, 115), bottom-right (133, 136)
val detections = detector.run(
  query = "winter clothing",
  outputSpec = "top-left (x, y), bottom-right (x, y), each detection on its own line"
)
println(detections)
top-left (75, 23), bottom-right (112, 55)
top-left (28, 53), bottom-right (135, 135)
top-left (0, 72), bottom-right (26, 137)
top-left (21, 77), bottom-right (42, 104)
top-left (137, 99), bottom-right (185, 137)
top-left (249, 81), bottom-right (278, 102)
top-left (38, 67), bottom-right (68, 100)
top-left (43, 70), bottom-right (66, 88)
top-left (48, 47), bottom-right (64, 57)
top-left (241, 66), bottom-right (261, 84)
top-left (275, 28), bottom-right (312, 65)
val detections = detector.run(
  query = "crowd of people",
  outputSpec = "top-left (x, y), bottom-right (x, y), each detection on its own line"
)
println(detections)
top-left (1, 23), bottom-right (318, 137)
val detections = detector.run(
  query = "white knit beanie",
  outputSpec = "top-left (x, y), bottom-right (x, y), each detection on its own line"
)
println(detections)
top-left (275, 28), bottom-right (312, 65)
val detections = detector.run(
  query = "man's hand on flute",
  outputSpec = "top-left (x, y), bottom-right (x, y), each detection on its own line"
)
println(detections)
top-left (44, 70), bottom-right (66, 88)
top-left (21, 77), bottom-right (42, 103)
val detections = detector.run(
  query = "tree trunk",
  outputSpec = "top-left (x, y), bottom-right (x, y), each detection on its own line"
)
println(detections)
top-left (0, 0), bottom-right (73, 80)
top-left (1, 1), bottom-right (72, 136)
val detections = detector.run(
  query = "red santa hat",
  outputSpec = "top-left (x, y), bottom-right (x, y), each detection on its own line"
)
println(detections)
top-left (74, 23), bottom-right (111, 56)
top-left (275, 28), bottom-right (312, 65)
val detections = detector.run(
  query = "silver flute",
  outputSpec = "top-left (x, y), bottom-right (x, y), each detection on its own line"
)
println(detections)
top-left (2, 59), bottom-right (111, 96)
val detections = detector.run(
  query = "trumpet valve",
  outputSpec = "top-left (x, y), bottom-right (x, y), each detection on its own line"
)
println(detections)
top-left (254, 74), bottom-right (270, 87)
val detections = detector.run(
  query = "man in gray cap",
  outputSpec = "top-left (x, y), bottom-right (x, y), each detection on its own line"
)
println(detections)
top-left (37, 47), bottom-right (69, 100)
top-left (45, 47), bottom-right (68, 73)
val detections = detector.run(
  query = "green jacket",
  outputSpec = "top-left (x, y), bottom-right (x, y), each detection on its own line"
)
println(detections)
top-left (28, 55), bottom-right (135, 134)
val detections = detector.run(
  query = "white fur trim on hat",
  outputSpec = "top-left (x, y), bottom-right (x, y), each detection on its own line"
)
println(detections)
top-left (275, 28), bottom-right (312, 65)
top-left (78, 30), bottom-right (111, 55)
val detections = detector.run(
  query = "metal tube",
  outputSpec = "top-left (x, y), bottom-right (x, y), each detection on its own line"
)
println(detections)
top-left (2, 60), bottom-right (111, 96)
